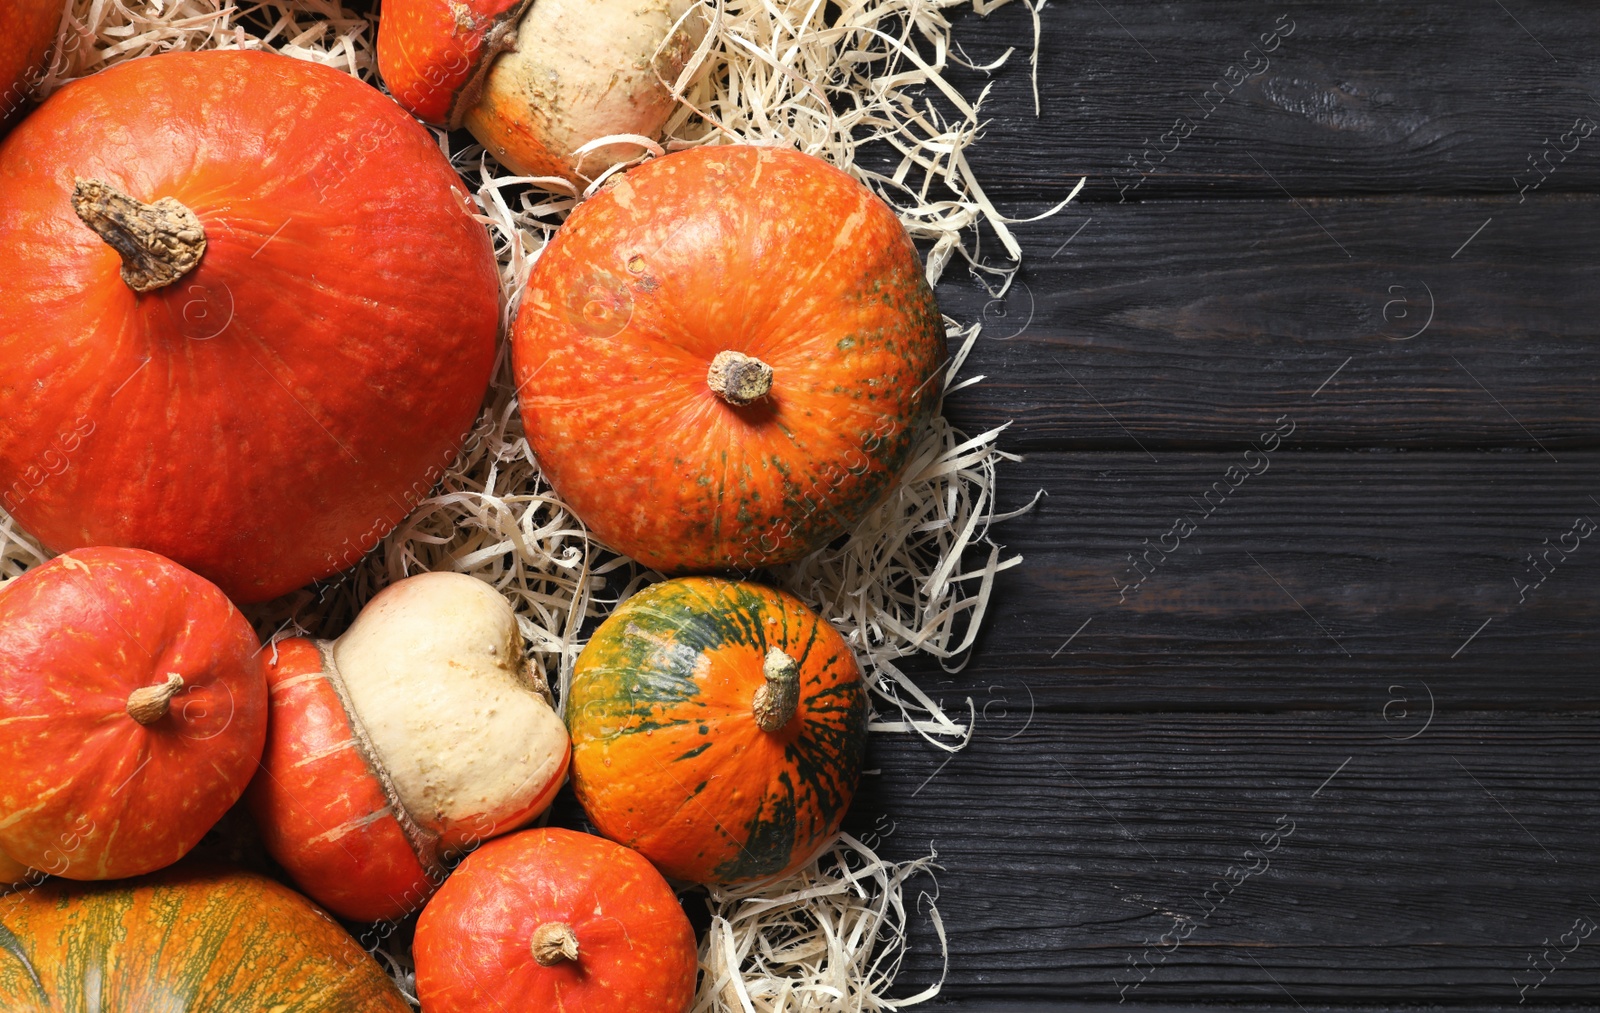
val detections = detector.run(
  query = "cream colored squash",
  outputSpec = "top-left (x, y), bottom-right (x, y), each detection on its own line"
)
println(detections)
top-left (462, 0), bottom-right (707, 183)
top-left (333, 572), bottom-right (568, 851)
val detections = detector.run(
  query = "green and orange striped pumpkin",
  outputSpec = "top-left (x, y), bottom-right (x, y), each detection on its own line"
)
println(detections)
top-left (567, 576), bottom-right (868, 884)
top-left (0, 866), bottom-right (411, 1011)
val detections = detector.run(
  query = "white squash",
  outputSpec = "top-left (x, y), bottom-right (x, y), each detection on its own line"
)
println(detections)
top-left (378, 0), bottom-right (707, 185)
top-left (334, 572), bottom-right (569, 851)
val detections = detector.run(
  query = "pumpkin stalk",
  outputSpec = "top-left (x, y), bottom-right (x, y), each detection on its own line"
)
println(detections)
top-left (707, 350), bottom-right (773, 406)
top-left (530, 921), bottom-right (580, 966)
top-left (752, 648), bottom-right (800, 732)
top-left (126, 673), bottom-right (185, 725)
top-left (71, 178), bottom-right (207, 294)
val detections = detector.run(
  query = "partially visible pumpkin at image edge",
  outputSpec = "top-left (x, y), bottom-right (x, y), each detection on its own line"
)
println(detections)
top-left (0, 49), bottom-right (499, 603)
top-left (0, 546), bottom-right (267, 881)
top-left (0, 866), bottom-right (411, 1011)
top-left (414, 827), bottom-right (698, 1013)
top-left (0, 0), bottom-right (59, 132)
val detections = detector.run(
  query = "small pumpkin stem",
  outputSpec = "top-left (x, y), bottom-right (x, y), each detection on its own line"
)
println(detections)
top-left (752, 648), bottom-right (800, 732)
top-left (707, 350), bottom-right (774, 406)
top-left (531, 922), bottom-right (580, 966)
top-left (126, 673), bottom-right (185, 726)
top-left (71, 178), bottom-right (207, 294)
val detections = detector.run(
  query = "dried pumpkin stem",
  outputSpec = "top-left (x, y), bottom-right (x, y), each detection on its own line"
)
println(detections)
top-left (531, 921), bottom-right (580, 966)
top-left (707, 350), bottom-right (773, 406)
top-left (126, 673), bottom-right (185, 726)
top-left (71, 178), bottom-right (207, 294)
top-left (752, 647), bottom-right (800, 732)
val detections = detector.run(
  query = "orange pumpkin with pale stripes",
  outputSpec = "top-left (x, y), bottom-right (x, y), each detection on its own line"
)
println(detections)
top-left (0, 866), bottom-right (411, 1011)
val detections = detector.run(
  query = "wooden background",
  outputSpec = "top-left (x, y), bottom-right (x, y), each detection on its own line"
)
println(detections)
top-left (157, 0), bottom-right (1600, 1008)
top-left (851, 0), bottom-right (1600, 1008)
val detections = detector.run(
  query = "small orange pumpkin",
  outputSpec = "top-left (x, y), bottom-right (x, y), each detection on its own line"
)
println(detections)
top-left (0, 547), bottom-right (267, 880)
top-left (414, 827), bottom-right (697, 1013)
top-left (567, 576), bottom-right (869, 884)
top-left (512, 145), bottom-right (947, 573)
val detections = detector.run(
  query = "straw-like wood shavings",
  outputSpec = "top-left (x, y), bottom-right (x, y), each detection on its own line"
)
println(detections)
top-left (34, 0), bottom-right (377, 95)
top-left (0, 0), bottom-right (1066, 1008)
top-left (663, 0), bottom-right (1081, 286)
top-left (34, 0), bottom-right (233, 94)
top-left (695, 835), bottom-right (945, 1012)
top-left (770, 321), bottom-right (1037, 751)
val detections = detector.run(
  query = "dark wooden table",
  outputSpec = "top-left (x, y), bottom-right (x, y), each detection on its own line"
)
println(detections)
top-left (858, 1), bottom-right (1600, 1007)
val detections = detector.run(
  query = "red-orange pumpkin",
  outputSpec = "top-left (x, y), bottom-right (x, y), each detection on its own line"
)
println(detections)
top-left (512, 145), bottom-right (947, 573)
top-left (567, 576), bottom-right (869, 884)
top-left (246, 638), bottom-right (438, 922)
top-left (0, 0), bottom-right (58, 132)
top-left (0, 866), bottom-right (411, 1011)
top-left (0, 50), bottom-right (499, 603)
top-left (0, 547), bottom-right (267, 880)
top-left (414, 827), bottom-right (697, 1013)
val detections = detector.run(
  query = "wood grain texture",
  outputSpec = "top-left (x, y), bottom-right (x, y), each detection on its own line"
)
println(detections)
top-left (932, 196), bottom-right (1600, 451)
top-left (852, 714), bottom-right (1600, 1004)
top-left (931, 0), bottom-right (1600, 202)
top-left (906, 450), bottom-right (1599, 713)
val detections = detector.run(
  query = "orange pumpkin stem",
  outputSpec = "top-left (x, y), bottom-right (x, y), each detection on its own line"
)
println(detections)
top-left (71, 178), bottom-right (207, 294)
top-left (706, 350), bottom-right (773, 406)
top-left (530, 921), bottom-right (580, 966)
top-left (752, 647), bottom-right (800, 732)
top-left (126, 673), bottom-right (186, 726)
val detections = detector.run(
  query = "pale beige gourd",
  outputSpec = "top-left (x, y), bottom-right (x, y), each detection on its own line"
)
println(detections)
top-left (463, 0), bottom-right (707, 183)
top-left (332, 572), bottom-right (568, 852)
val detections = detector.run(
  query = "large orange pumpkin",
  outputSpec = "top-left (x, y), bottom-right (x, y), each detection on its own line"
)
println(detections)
top-left (0, 0), bottom-right (58, 131)
top-left (567, 576), bottom-right (869, 884)
top-left (0, 547), bottom-right (267, 880)
top-left (0, 50), bottom-right (499, 603)
top-left (0, 866), bottom-right (411, 1011)
top-left (414, 828), bottom-right (697, 1013)
top-left (512, 145), bottom-right (946, 573)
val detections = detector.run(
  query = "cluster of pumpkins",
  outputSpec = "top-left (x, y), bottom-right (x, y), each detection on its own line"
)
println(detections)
top-left (0, 0), bottom-right (948, 1010)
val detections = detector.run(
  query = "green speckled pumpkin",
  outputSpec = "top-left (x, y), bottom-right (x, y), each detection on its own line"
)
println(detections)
top-left (567, 576), bottom-right (868, 884)
top-left (511, 144), bottom-right (946, 573)
top-left (0, 866), bottom-right (411, 1011)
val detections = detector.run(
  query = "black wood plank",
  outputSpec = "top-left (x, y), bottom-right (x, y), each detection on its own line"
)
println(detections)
top-left (854, 712), bottom-right (1600, 1004)
top-left (934, 0), bottom-right (1600, 203)
top-left (903, 449), bottom-right (1599, 714)
top-left (934, 195), bottom-right (1600, 451)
